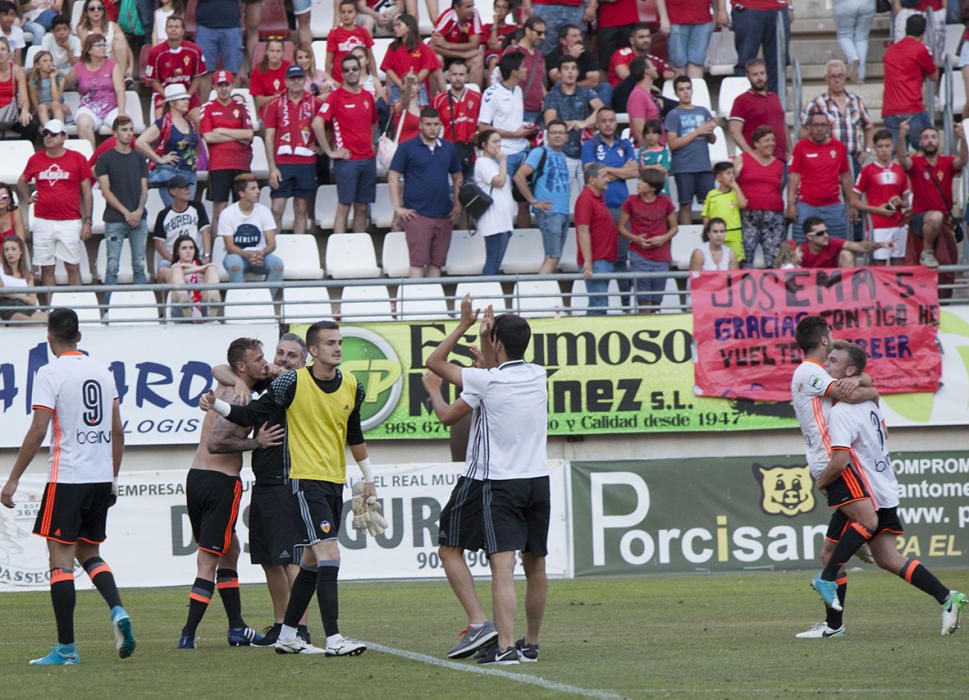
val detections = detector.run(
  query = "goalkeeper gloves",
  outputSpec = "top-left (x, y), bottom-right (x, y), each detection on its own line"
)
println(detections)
top-left (350, 482), bottom-right (389, 537)
top-left (351, 481), bottom-right (368, 532)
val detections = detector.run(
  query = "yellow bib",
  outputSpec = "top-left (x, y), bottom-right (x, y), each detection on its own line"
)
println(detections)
top-left (287, 367), bottom-right (358, 483)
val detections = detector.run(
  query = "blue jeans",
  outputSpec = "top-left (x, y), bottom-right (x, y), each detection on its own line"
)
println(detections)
top-left (833, 0), bottom-right (876, 79)
top-left (668, 22), bottom-right (714, 68)
top-left (629, 252), bottom-right (669, 308)
top-left (104, 220), bottom-right (148, 296)
top-left (223, 252), bottom-right (285, 284)
top-left (586, 259), bottom-right (615, 316)
top-left (884, 111), bottom-right (932, 153)
top-left (531, 5), bottom-right (585, 55)
top-left (732, 7), bottom-right (790, 95)
top-left (196, 25), bottom-right (244, 75)
top-left (794, 202), bottom-right (848, 243)
top-left (535, 210), bottom-right (569, 259)
top-left (483, 231), bottom-right (511, 275)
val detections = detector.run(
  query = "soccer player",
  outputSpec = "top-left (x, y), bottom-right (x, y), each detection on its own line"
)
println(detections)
top-left (201, 320), bottom-right (376, 657)
top-left (791, 315), bottom-right (880, 626)
top-left (178, 337), bottom-right (280, 649)
top-left (799, 341), bottom-right (967, 637)
top-left (426, 296), bottom-right (550, 665)
top-left (212, 333), bottom-right (312, 646)
top-left (1, 308), bottom-right (135, 665)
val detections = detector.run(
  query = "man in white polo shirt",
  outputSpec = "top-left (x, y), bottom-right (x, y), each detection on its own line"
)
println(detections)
top-left (425, 296), bottom-right (549, 666)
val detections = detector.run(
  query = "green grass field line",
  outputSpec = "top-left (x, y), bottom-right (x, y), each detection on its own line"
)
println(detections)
top-left (4, 569), bottom-right (969, 698)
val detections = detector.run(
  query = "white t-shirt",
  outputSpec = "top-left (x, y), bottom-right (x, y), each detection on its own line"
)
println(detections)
top-left (41, 34), bottom-right (82, 75)
top-left (153, 8), bottom-right (174, 45)
top-left (460, 361), bottom-right (549, 481)
top-left (218, 201), bottom-right (275, 252)
top-left (473, 156), bottom-right (515, 237)
top-left (479, 81), bottom-right (527, 155)
top-left (828, 399), bottom-right (897, 509)
top-left (790, 359), bottom-right (837, 477)
top-left (2, 26), bottom-right (26, 52)
top-left (32, 351), bottom-right (118, 484)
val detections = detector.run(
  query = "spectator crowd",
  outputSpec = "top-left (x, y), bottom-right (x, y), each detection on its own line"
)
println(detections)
top-left (0, 0), bottom-right (967, 324)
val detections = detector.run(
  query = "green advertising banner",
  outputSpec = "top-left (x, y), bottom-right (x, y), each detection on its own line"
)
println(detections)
top-left (295, 316), bottom-right (798, 440)
top-left (571, 453), bottom-right (969, 575)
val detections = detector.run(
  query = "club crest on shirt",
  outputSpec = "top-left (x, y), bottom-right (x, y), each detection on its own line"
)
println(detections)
top-left (753, 463), bottom-right (815, 517)
top-left (320, 520), bottom-right (332, 535)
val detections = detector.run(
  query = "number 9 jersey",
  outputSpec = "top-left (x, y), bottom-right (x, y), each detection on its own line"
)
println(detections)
top-left (32, 351), bottom-right (119, 484)
top-left (827, 399), bottom-right (897, 510)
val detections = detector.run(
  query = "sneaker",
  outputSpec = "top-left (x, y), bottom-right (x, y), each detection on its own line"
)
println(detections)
top-left (473, 640), bottom-right (498, 661)
top-left (475, 645), bottom-right (519, 665)
top-left (251, 624), bottom-right (280, 648)
top-left (794, 622), bottom-right (846, 639)
top-left (447, 621), bottom-right (498, 659)
top-left (274, 637), bottom-right (326, 655)
top-left (920, 250), bottom-right (939, 268)
top-left (514, 638), bottom-right (539, 662)
top-left (297, 625), bottom-right (312, 644)
top-left (941, 590), bottom-right (967, 636)
top-left (110, 606), bottom-right (136, 659)
top-left (228, 625), bottom-right (266, 647)
top-left (811, 572), bottom-right (842, 611)
top-left (324, 635), bottom-right (367, 657)
top-left (29, 646), bottom-right (79, 665)
top-left (177, 634), bottom-right (197, 649)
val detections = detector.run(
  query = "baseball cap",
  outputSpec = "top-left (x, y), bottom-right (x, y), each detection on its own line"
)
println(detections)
top-left (286, 65), bottom-right (306, 79)
top-left (168, 174), bottom-right (192, 190)
top-left (43, 119), bottom-right (66, 135)
top-left (214, 70), bottom-right (234, 85)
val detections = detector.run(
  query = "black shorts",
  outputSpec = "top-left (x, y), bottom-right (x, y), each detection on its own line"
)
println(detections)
top-left (186, 469), bottom-right (243, 556)
top-left (826, 506), bottom-right (905, 542)
top-left (292, 479), bottom-right (344, 545)
top-left (208, 169), bottom-right (247, 204)
top-left (438, 476), bottom-right (484, 551)
top-left (673, 171), bottom-right (716, 206)
top-left (482, 476), bottom-right (550, 557)
top-left (249, 482), bottom-right (307, 566)
top-left (33, 482), bottom-right (112, 545)
top-left (825, 462), bottom-right (872, 508)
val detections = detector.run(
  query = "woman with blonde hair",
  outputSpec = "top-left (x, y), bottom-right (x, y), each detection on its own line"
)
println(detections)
top-left (0, 37), bottom-right (37, 141)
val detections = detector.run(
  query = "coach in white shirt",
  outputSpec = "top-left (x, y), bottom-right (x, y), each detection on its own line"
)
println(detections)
top-left (425, 295), bottom-right (549, 665)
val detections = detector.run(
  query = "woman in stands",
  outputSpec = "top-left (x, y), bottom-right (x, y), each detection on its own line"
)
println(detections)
top-left (689, 217), bottom-right (738, 272)
top-left (169, 234), bottom-right (219, 321)
top-left (0, 37), bottom-right (37, 141)
top-left (75, 0), bottom-right (131, 84)
top-left (474, 128), bottom-right (515, 275)
top-left (295, 43), bottom-right (330, 97)
top-left (382, 13), bottom-right (437, 106)
top-left (389, 71), bottom-right (421, 144)
top-left (0, 183), bottom-right (25, 241)
top-left (733, 124), bottom-right (785, 268)
top-left (0, 235), bottom-right (46, 325)
top-left (136, 83), bottom-right (198, 207)
top-left (65, 32), bottom-right (125, 148)
top-left (249, 37), bottom-right (290, 118)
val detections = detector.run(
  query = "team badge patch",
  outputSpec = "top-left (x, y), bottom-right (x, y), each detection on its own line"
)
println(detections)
top-left (320, 520), bottom-right (332, 535)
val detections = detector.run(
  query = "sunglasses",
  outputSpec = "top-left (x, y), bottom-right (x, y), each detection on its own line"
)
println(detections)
top-left (807, 230), bottom-right (829, 237)
top-left (42, 130), bottom-right (61, 137)
top-left (88, 4), bottom-right (104, 10)
top-left (532, 29), bottom-right (546, 35)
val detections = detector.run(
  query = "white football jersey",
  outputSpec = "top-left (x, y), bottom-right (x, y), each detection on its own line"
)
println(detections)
top-left (460, 361), bottom-right (549, 481)
top-left (827, 399), bottom-right (897, 509)
top-left (790, 360), bottom-right (838, 476)
top-left (32, 351), bottom-right (119, 484)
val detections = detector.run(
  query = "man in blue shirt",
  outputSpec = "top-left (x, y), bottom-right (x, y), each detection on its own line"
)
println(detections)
top-left (543, 56), bottom-right (603, 197)
top-left (388, 107), bottom-right (464, 278)
top-left (665, 75), bottom-right (717, 225)
top-left (514, 121), bottom-right (572, 274)
top-left (581, 108), bottom-right (638, 307)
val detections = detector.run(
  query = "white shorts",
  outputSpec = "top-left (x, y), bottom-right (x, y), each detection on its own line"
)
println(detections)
top-left (74, 106), bottom-right (119, 132)
top-left (32, 217), bottom-right (83, 266)
top-left (293, 0), bottom-right (312, 15)
top-left (872, 226), bottom-right (907, 260)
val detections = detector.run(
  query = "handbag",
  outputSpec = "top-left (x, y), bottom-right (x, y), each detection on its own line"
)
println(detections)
top-left (377, 106), bottom-right (406, 175)
top-left (458, 182), bottom-right (493, 221)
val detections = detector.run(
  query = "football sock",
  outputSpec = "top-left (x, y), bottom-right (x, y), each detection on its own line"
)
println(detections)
top-left (822, 522), bottom-right (873, 580)
top-left (283, 564), bottom-right (317, 629)
top-left (216, 569), bottom-right (244, 628)
top-left (81, 557), bottom-right (122, 609)
top-left (182, 578), bottom-right (215, 637)
top-left (50, 568), bottom-right (76, 645)
top-left (316, 560), bottom-right (340, 638)
top-left (825, 574), bottom-right (847, 629)
top-left (898, 558), bottom-right (950, 604)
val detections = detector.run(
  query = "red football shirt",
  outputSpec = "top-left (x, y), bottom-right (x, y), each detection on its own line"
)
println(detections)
top-left (621, 193), bottom-right (676, 261)
top-left (23, 149), bottom-right (93, 221)
top-left (790, 138), bottom-right (849, 206)
top-left (431, 87), bottom-right (482, 143)
top-left (145, 41), bottom-right (206, 89)
top-left (882, 37), bottom-right (936, 116)
top-left (89, 137), bottom-right (114, 174)
top-left (669, 0), bottom-right (713, 23)
top-left (433, 8), bottom-right (482, 44)
top-left (574, 187), bottom-right (618, 265)
top-left (729, 89), bottom-right (788, 162)
top-left (598, 0), bottom-right (639, 28)
top-left (326, 25), bottom-right (374, 83)
top-left (906, 154), bottom-right (956, 213)
top-left (200, 98), bottom-right (254, 172)
top-left (801, 237), bottom-right (846, 269)
top-left (853, 161), bottom-right (908, 228)
top-left (249, 62), bottom-right (291, 118)
top-left (380, 43), bottom-right (440, 78)
top-left (318, 87), bottom-right (377, 159)
top-left (263, 93), bottom-right (323, 165)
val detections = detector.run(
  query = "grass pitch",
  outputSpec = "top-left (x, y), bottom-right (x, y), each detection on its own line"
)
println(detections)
top-left (5, 568), bottom-right (969, 698)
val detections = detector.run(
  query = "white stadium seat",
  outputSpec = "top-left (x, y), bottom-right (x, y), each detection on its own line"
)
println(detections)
top-left (250, 136), bottom-right (270, 178)
top-left (372, 182), bottom-right (395, 228)
top-left (65, 139), bottom-right (94, 159)
top-left (381, 231), bottom-right (411, 277)
top-left (283, 285), bottom-right (333, 323)
top-left (223, 288), bottom-right (277, 324)
top-left (671, 224), bottom-right (704, 270)
top-left (444, 229), bottom-right (485, 276)
top-left (50, 291), bottom-right (100, 322)
top-left (558, 228), bottom-right (579, 273)
top-left (570, 279), bottom-right (624, 315)
top-left (709, 126), bottom-right (730, 164)
top-left (0, 141), bottom-right (35, 184)
top-left (325, 233), bottom-right (380, 278)
top-left (54, 245), bottom-right (93, 285)
top-left (500, 228), bottom-right (545, 274)
top-left (274, 233), bottom-right (324, 279)
top-left (397, 282), bottom-right (449, 320)
top-left (315, 185), bottom-right (339, 230)
top-left (105, 290), bottom-right (161, 325)
top-left (338, 284), bottom-right (394, 322)
top-left (718, 76), bottom-right (750, 117)
top-left (311, 0), bottom-right (334, 39)
top-left (514, 280), bottom-right (564, 318)
top-left (454, 281), bottom-right (508, 312)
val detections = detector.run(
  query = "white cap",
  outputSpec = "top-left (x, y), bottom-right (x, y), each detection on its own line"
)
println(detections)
top-left (43, 119), bottom-right (66, 135)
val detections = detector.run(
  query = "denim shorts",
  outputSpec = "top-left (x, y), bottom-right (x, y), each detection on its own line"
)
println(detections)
top-left (195, 26), bottom-right (243, 75)
top-left (333, 158), bottom-right (377, 205)
top-left (535, 210), bottom-right (569, 259)
top-left (667, 22), bottom-right (714, 68)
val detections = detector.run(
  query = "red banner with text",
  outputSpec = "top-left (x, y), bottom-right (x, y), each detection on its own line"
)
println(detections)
top-left (691, 267), bottom-right (941, 401)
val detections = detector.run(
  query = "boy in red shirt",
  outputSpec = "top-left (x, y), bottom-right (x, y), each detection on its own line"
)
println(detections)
top-left (617, 169), bottom-right (678, 313)
top-left (850, 128), bottom-right (909, 266)
top-left (326, 0), bottom-right (376, 85)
